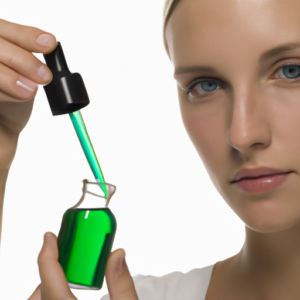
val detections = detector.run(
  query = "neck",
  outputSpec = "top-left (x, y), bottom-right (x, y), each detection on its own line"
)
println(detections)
top-left (233, 224), bottom-right (300, 298)
top-left (241, 224), bottom-right (300, 271)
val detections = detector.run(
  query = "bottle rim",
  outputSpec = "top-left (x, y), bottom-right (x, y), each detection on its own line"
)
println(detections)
top-left (70, 179), bottom-right (116, 209)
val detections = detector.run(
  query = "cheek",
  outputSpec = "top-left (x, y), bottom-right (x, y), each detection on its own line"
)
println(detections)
top-left (178, 92), bottom-right (231, 189)
top-left (269, 87), bottom-right (300, 157)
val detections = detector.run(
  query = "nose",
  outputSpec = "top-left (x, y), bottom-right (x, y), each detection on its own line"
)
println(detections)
top-left (227, 85), bottom-right (271, 153)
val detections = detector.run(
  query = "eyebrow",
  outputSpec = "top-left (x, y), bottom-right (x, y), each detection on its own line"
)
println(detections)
top-left (259, 42), bottom-right (300, 64)
top-left (174, 66), bottom-right (216, 77)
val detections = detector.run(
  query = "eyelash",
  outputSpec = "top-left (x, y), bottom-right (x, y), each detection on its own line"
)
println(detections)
top-left (184, 79), bottom-right (208, 95)
top-left (184, 63), bottom-right (300, 96)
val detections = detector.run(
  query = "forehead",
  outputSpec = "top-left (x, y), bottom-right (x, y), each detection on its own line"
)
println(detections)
top-left (166, 0), bottom-right (300, 67)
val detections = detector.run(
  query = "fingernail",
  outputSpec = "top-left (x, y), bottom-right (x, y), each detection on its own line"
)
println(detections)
top-left (44, 233), bottom-right (52, 246)
top-left (44, 232), bottom-right (57, 253)
top-left (114, 251), bottom-right (126, 281)
top-left (116, 251), bottom-right (126, 278)
top-left (118, 255), bottom-right (125, 273)
top-left (37, 65), bottom-right (52, 81)
top-left (16, 75), bottom-right (37, 93)
top-left (36, 34), bottom-right (55, 47)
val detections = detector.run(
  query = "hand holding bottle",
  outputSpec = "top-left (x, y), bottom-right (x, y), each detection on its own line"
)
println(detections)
top-left (28, 233), bottom-right (139, 300)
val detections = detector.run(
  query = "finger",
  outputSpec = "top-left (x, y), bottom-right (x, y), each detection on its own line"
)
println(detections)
top-left (0, 37), bottom-right (52, 84)
top-left (105, 249), bottom-right (139, 300)
top-left (38, 232), bottom-right (77, 300)
top-left (27, 284), bottom-right (41, 300)
top-left (0, 63), bottom-right (37, 101)
top-left (0, 19), bottom-right (56, 54)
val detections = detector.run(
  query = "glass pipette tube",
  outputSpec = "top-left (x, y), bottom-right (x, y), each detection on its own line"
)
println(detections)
top-left (69, 110), bottom-right (108, 198)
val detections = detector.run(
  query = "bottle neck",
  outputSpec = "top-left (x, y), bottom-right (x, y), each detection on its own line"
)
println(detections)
top-left (70, 180), bottom-right (116, 210)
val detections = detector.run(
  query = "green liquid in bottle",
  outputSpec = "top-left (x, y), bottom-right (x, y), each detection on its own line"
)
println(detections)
top-left (57, 208), bottom-right (117, 289)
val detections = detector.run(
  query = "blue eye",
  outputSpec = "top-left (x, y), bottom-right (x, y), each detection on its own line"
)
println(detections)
top-left (187, 80), bottom-right (221, 97)
top-left (282, 65), bottom-right (300, 79)
top-left (201, 81), bottom-right (218, 92)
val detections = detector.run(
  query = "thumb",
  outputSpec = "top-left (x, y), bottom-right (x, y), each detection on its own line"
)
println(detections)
top-left (105, 249), bottom-right (139, 300)
top-left (38, 232), bottom-right (77, 300)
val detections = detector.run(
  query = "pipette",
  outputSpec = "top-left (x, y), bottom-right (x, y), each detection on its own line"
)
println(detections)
top-left (43, 42), bottom-right (108, 197)
top-left (69, 110), bottom-right (107, 197)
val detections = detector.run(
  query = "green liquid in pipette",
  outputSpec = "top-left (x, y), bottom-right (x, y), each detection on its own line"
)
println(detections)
top-left (69, 111), bottom-right (108, 198)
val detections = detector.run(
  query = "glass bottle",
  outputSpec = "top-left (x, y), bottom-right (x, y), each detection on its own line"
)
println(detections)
top-left (57, 179), bottom-right (117, 290)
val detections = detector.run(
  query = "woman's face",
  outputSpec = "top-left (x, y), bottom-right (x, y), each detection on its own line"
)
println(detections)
top-left (166, 0), bottom-right (300, 233)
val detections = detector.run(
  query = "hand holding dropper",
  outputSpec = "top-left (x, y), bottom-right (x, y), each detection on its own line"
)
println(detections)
top-left (43, 42), bottom-right (108, 198)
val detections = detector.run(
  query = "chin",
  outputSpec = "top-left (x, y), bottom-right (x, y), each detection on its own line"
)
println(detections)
top-left (236, 196), bottom-right (300, 233)
top-left (244, 219), bottom-right (299, 233)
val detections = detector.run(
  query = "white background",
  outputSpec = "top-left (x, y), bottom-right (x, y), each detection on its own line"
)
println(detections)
top-left (0, 0), bottom-right (244, 299)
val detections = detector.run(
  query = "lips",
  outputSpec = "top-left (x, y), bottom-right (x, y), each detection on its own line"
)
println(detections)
top-left (232, 167), bottom-right (293, 194)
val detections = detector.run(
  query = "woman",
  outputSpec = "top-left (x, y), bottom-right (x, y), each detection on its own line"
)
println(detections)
top-left (1, 0), bottom-right (300, 299)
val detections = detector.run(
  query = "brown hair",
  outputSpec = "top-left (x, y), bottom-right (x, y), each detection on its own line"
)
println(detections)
top-left (163, 0), bottom-right (181, 56)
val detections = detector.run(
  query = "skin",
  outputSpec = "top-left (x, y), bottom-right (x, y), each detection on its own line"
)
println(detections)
top-left (166, 0), bottom-right (300, 299)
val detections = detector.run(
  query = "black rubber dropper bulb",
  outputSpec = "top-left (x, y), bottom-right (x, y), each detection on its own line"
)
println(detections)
top-left (43, 42), bottom-right (90, 116)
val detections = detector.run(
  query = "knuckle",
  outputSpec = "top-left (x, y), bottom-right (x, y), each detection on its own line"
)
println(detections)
top-left (12, 23), bottom-right (42, 44)
top-left (26, 24), bottom-right (53, 42)
top-left (27, 25), bottom-right (44, 39)
top-left (0, 37), bottom-right (16, 66)
top-left (6, 48), bottom-right (15, 66)
top-left (16, 23), bottom-right (34, 37)
top-left (37, 253), bottom-right (50, 268)
top-left (37, 254), bottom-right (43, 266)
top-left (22, 53), bottom-right (38, 72)
top-left (0, 19), bottom-right (36, 41)
top-left (13, 24), bottom-right (23, 36)
top-left (37, 247), bottom-right (46, 265)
